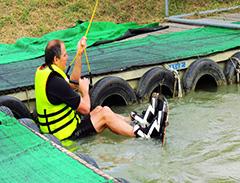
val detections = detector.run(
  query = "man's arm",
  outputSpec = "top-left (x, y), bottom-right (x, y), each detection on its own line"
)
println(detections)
top-left (76, 77), bottom-right (91, 114)
top-left (70, 37), bottom-right (87, 89)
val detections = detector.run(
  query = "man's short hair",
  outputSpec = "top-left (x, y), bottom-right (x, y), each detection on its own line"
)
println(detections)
top-left (45, 40), bottom-right (63, 65)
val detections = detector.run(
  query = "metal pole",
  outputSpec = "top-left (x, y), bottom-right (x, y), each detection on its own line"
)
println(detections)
top-left (166, 5), bottom-right (240, 30)
top-left (165, 0), bottom-right (169, 17)
top-left (170, 5), bottom-right (240, 18)
top-left (167, 17), bottom-right (240, 30)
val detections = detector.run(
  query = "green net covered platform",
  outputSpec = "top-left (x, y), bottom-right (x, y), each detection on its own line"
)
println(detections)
top-left (0, 111), bottom-right (114, 183)
top-left (1, 22), bottom-right (240, 94)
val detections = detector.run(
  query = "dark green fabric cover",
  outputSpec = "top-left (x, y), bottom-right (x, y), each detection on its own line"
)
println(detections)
top-left (0, 21), bottom-right (159, 65)
top-left (1, 25), bottom-right (240, 94)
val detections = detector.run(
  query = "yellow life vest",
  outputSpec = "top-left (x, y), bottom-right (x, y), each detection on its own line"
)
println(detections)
top-left (35, 64), bottom-right (80, 140)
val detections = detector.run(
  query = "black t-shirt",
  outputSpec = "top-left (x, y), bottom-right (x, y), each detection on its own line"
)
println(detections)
top-left (46, 72), bottom-right (80, 110)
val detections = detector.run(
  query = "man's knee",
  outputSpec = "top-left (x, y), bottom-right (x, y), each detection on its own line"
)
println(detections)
top-left (91, 106), bottom-right (103, 114)
top-left (102, 106), bottom-right (113, 120)
top-left (94, 106), bottom-right (103, 112)
top-left (91, 106), bottom-right (111, 121)
top-left (103, 106), bottom-right (111, 111)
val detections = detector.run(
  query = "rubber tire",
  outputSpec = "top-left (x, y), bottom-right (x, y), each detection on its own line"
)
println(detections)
top-left (77, 153), bottom-right (99, 169)
top-left (90, 76), bottom-right (137, 109)
top-left (183, 58), bottom-right (226, 93)
top-left (19, 118), bottom-right (40, 133)
top-left (32, 105), bottom-right (38, 123)
top-left (0, 106), bottom-right (14, 117)
top-left (224, 52), bottom-right (240, 84)
top-left (0, 95), bottom-right (31, 119)
top-left (44, 134), bottom-right (62, 146)
top-left (136, 67), bottom-right (175, 101)
top-left (114, 178), bottom-right (130, 183)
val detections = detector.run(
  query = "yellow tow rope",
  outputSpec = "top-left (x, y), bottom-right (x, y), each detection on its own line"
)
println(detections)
top-left (67, 0), bottom-right (99, 85)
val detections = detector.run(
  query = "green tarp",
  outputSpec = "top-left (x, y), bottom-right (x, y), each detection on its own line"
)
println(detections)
top-left (85, 26), bottom-right (240, 71)
top-left (0, 112), bottom-right (113, 183)
top-left (0, 21), bottom-right (159, 65)
top-left (1, 24), bottom-right (240, 94)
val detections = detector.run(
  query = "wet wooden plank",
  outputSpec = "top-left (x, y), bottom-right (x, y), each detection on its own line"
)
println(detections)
top-left (209, 12), bottom-right (240, 21)
top-left (212, 15), bottom-right (239, 21)
top-left (194, 18), bottom-right (234, 24)
top-left (127, 12), bottom-right (239, 41)
top-left (125, 22), bottom-right (201, 40)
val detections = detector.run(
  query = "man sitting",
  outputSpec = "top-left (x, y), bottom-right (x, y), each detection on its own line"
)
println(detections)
top-left (34, 37), bottom-right (168, 141)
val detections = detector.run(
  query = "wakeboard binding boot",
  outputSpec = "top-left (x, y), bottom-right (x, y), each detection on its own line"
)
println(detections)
top-left (132, 93), bottom-right (169, 142)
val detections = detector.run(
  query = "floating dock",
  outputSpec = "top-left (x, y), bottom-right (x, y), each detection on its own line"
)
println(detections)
top-left (0, 13), bottom-right (240, 109)
top-left (0, 111), bottom-right (116, 182)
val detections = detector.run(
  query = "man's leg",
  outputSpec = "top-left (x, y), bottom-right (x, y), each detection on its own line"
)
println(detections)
top-left (90, 106), bottom-right (135, 137)
top-left (116, 114), bottom-right (132, 123)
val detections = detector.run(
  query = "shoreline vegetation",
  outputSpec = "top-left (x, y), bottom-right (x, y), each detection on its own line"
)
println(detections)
top-left (0, 0), bottom-right (239, 43)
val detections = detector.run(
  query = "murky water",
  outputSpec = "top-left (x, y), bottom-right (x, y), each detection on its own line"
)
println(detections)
top-left (71, 85), bottom-right (240, 182)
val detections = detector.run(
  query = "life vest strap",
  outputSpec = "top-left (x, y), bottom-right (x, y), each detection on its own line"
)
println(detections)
top-left (38, 108), bottom-right (73, 126)
top-left (37, 105), bottom-right (69, 118)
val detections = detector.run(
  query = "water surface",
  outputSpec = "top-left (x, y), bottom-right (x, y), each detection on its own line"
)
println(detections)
top-left (72, 85), bottom-right (240, 182)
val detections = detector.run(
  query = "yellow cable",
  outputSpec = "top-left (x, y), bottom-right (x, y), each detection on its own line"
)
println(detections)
top-left (84, 0), bottom-right (99, 37)
top-left (69, 0), bottom-right (99, 68)
top-left (84, 48), bottom-right (91, 72)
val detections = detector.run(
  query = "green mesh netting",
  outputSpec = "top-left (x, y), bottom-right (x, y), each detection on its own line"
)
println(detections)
top-left (1, 25), bottom-right (240, 94)
top-left (81, 25), bottom-right (240, 74)
top-left (0, 21), bottom-right (159, 65)
top-left (0, 112), bottom-right (113, 183)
